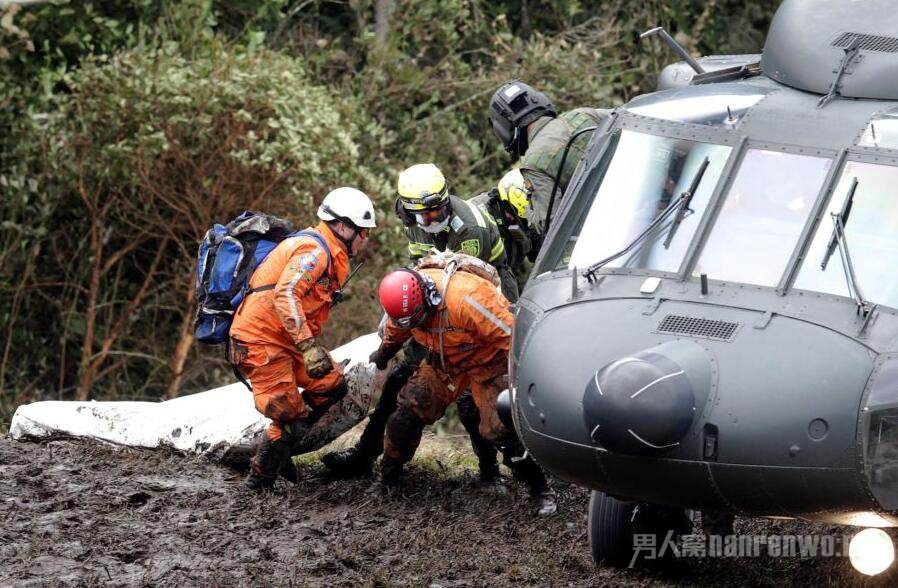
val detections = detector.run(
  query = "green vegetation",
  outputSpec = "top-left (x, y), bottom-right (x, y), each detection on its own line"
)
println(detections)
top-left (0, 0), bottom-right (779, 423)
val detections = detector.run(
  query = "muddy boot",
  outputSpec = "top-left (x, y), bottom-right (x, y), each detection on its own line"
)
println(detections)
top-left (244, 436), bottom-right (290, 491)
top-left (320, 409), bottom-right (383, 478)
top-left (477, 464), bottom-right (508, 495)
top-left (323, 363), bottom-right (408, 478)
top-left (279, 458), bottom-right (299, 484)
top-left (508, 452), bottom-right (557, 517)
top-left (380, 458), bottom-right (405, 488)
top-left (479, 460), bottom-right (502, 484)
top-left (321, 446), bottom-right (376, 478)
top-left (457, 391), bottom-right (501, 486)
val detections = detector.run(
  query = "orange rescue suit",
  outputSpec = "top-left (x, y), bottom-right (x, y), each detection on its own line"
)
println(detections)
top-left (381, 268), bottom-right (513, 450)
top-left (229, 221), bottom-right (349, 441)
top-left (382, 268), bottom-right (511, 378)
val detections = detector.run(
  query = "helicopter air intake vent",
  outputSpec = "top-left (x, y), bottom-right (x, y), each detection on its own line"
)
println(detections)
top-left (656, 315), bottom-right (739, 342)
top-left (831, 32), bottom-right (898, 54)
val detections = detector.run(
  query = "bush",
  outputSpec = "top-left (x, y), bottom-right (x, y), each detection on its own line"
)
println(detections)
top-left (1, 41), bottom-right (394, 410)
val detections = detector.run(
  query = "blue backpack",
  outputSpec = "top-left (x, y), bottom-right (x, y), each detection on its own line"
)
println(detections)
top-left (194, 211), bottom-right (331, 345)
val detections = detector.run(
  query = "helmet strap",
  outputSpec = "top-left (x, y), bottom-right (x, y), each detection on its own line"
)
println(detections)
top-left (394, 197), bottom-right (417, 227)
top-left (512, 125), bottom-right (529, 159)
top-left (326, 219), bottom-right (359, 256)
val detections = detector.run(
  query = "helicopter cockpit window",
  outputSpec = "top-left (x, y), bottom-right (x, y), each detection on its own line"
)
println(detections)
top-left (692, 150), bottom-right (832, 287)
top-left (794, 161), bottom-right (898, 309)
top-left (561, 130), bottom-right (732, 273)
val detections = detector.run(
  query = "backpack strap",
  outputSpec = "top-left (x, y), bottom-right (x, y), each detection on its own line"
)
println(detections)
top-left (292, 229), bottom-right (334, 282)
top-left (245, 229), bottom-right (334, 296)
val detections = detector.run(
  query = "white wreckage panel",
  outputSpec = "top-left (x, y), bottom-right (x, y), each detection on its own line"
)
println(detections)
top-left (9, 333), bottom-right (381, 464)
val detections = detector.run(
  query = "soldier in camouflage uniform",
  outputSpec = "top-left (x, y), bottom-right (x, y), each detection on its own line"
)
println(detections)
top-left (322, 164), bottom-right (515, 485)
top-left (489, 80), bottom-right (610, 250)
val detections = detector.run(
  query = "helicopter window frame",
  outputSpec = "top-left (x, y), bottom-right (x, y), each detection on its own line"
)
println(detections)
top-left (532, 112), bottom-right (744, 278)
top-left (681, 140), bottom-right (840, 287)
top-left (784, 149), bottom-right (898, 307)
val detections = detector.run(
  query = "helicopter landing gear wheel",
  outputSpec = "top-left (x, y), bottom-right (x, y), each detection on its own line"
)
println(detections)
top-left (588, 490), bottom-right (637, 566)
top-left (588, 490), bottom-right (694, 567)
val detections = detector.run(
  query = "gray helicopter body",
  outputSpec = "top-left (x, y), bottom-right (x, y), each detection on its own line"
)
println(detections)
top-left (510, 0), bottom-right (898, 534)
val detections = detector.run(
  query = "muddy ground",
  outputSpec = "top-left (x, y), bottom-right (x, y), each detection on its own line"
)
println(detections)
top-left (2, 435), bottom-right (897, 588)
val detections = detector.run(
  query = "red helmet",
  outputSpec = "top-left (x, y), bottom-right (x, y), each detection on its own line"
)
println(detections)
top-left (378, 269), bottom-right (430, 328)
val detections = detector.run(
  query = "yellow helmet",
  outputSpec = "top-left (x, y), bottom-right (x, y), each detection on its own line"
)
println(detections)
top-left (397, 163), bottom-right (449, 212)
top-left (497, 168), bottom-right (531, 218)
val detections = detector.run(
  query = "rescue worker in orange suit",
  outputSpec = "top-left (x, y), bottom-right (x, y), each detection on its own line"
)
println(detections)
top-left (369, 266), bottom-right (557, 515)
top-left (229, 187), bottom-right (377, 491)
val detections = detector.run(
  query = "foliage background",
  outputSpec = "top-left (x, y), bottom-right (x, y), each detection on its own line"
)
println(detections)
top-left (0, 0), bottom-right (779, 426)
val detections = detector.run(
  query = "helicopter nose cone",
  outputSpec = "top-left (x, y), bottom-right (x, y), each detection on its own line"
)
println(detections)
top-left (583, 350), bottom-right (696, 455)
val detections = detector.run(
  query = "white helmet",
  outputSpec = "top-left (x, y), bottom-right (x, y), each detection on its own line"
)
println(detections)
top-left (317, 187), bottom-right (377, 228)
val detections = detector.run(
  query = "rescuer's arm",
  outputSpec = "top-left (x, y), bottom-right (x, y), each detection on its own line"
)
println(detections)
top-left (370, 319), bottom-right (413, 369)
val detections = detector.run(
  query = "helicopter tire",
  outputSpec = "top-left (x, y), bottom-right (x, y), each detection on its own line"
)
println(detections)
top-left (587, 490), bottom-right (638, 566)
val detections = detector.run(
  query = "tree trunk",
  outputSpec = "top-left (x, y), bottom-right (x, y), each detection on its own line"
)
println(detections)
top-left (165, 287), bottom-right (195, 399)
top-left (76, 214), bottom-right (103, 401)
top-left (374, 0), bottom-right (394, 47)
top-left (520, 0), bottom-right (532, 41)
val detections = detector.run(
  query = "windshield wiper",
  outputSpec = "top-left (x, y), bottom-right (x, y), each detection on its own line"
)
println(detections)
top-left (821, 177), bottom-right (858, 271)
top-left (820, 177), bottom-right (870, 314)
top-left (663, 157), bottom-right (710, 249)
top-left (584, 157), bottom-right (711, 282)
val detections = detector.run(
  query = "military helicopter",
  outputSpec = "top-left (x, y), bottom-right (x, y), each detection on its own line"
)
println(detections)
top-left (502, 0), bottom-right (898, 575)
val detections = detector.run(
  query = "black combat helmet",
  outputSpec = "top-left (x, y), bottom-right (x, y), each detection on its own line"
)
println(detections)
top-left (488, 80), bottom-right (557, 158)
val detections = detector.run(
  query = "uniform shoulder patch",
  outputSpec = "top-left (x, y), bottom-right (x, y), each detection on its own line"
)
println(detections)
top-left (460, 238), bottom-right (481, 257)
top-left (298, 249), bottom-right (321, 272)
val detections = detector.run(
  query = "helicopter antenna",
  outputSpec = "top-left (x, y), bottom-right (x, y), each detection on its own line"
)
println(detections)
top-left (725, 105), bottom-right (737, 125)
top-left (640, 27), bottom-right (706, 75)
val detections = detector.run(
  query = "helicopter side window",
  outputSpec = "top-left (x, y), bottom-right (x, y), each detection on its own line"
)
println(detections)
top-left (692, 150), bottom-right (832, 287)
top-left (794, 161), bottom-right (898, 309)
top-left (560, 130), bottom-right (732, 272)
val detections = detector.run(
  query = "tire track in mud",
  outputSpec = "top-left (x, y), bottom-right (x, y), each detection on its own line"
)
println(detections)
top-left (1, 437), bottom-right (895, 587)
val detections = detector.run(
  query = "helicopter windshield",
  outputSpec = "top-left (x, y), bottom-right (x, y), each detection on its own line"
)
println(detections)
top-left (562, 130), bottom-right (732, 272)
top-left (691, 150), bottom-right (832, 287)
top-left (794, 161), bottom-right (898, 308)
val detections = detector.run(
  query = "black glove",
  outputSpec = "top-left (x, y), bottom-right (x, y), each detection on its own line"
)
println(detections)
top-left (369, 344), bottom-right (399, 370)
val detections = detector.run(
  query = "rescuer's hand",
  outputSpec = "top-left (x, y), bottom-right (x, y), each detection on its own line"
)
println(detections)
top-left (298, 338), bottom-right (333, 379)
top-left (369, 344), bottom-right (399, 370)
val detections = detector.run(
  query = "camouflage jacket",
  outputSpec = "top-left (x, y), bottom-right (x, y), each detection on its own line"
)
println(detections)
top-left (521, 107), bottom-right (610, 234)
